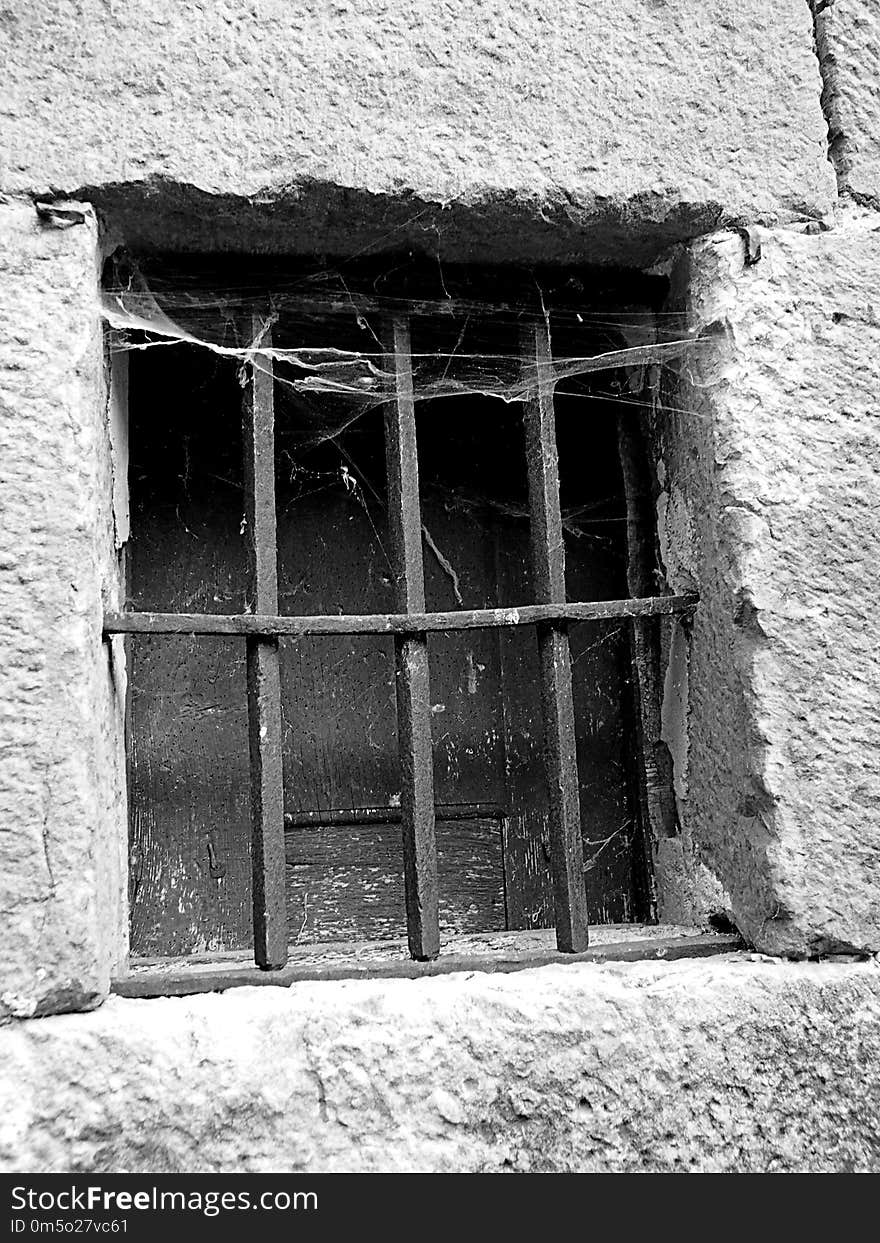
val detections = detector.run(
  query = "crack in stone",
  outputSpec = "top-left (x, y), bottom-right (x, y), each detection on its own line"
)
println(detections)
top-left (300, 1039), bottom-right (330, 1124)
top-left (807, 1), bottom-right (843, 179)
top-left (39, 771), bottom-right (57, 897)
top-left (807, 0), bottom-right (880, 211)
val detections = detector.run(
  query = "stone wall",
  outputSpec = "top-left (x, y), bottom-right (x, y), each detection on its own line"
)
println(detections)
top-left (813, 0), bottom-right (880, 207)
top-left (0, 0), bottom-right (834, 262)
top-left (1, 0), bottom-right (880, 1173)
top-left (656, 211), bottom-right (880, 955)
top-left (0, 203), bottom-right (126, 1019)
top-left (2, 956), bottom-right (879, 1172)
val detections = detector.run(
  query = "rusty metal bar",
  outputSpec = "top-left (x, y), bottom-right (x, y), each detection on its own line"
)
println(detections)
top-left (103, 593), bottom-right (699, 637)
top-left (384, 315), bottom-right (440, 961)
top-left (522, 317), bottom-right (590, 954)
top-left (242, 315), bottom-right (287, 969)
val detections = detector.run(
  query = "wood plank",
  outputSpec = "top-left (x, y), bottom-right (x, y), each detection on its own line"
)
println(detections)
top-left (104, 593), bottom-right (699, 636)
top-left (286, 818), bottom-right (505, 944)
top-left (492, 533), bottom-right (554, 931)
top-left (285, 803), bottom-right (505, 829)
top-left (125, 345), bottom-right (254, 957)
top-left (273, 399), bottom-right (398, 821)
top-left (415, 450), bottom-right (510, 830)
top-left (384, 315), bottom-right (440, 960)
top-left (616, 412), bottom-right (675, 920)
top-left (242, 316), bottom-right (287, 969)
top-left (557, 398), bottom-right (651, 922)
top-left (112, 933), bottom-right (744, 996)
top-left (501, 811), bottom-right (555, 930)
top-left (521, 318), bottom-right (590, 953)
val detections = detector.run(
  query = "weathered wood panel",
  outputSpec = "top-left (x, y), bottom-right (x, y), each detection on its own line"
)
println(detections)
top-left (274, 397), bottom-right (399, 818)
top-left (494, 590), bottom-right (556, 930)
top-left (555, 373), bottom-right (652, 924)
top-left (413, 375), bottom-right (555, 931)
top-left (617, 406), bottom-right (678, 909)
top-left (128, 633), bottom-right (252, 956)
top-left (419, 494), bottom-right (507, 812)
top-left (127, 345), bottom-right (255, 956)
top-left (286, 818), bottom-right (505, 943)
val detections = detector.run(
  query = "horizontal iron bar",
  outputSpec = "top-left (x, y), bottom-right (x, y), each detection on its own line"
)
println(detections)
top-left (285, 802), bottom-right (506, 830)
top-left (103, 594), bottom-right (698, 638)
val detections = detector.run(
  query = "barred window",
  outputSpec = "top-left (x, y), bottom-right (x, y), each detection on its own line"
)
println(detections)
top-left (104, 259), bottom-right (699, 990)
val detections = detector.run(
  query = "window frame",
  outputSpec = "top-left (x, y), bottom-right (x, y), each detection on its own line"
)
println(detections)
top-left (103, 295), bottom-right (699, 974)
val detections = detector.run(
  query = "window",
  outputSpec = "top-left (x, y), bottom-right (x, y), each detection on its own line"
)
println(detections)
top-left (104, 259), bottom-right (698, 979)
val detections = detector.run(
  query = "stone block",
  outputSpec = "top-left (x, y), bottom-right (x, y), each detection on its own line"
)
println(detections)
top-left (814, 0), bottom-right (880, 206)
top-left (0, 201), bottom-right (126, 1018)
top-left (659, 211), bottom-right (880, 954)
top-left (0, 0), bottom-right (836, 262)
top-left (1, 958), bottom-right (878, 1171)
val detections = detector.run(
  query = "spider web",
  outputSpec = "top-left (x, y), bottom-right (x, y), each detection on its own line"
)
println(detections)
top-left (102, 251), bottom-right (707, 451)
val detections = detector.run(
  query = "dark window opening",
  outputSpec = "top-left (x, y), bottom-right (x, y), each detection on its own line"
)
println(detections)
top-left (111, 258), bottom-right (697, 969)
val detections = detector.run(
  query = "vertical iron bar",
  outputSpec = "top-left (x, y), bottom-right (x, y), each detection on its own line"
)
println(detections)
top-left (521, 317), bottom-right (590, 953)
top-left (243, 314), bottom-right (287, 968)
top-left (384, 315), bottom-right (440, 960)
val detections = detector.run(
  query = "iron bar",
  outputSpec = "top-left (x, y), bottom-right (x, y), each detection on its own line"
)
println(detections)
top-left (104, 593), bottom-right (698, 637)
top-left (242, 315), bottom-right (288, 969)
top-left (522, 317), bottom-right (590, 954)
top-left (384, 315), bottom-right (440, 961)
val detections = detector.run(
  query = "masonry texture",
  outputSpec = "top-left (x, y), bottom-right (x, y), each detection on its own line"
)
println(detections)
top-left (0, 203), bottom-right (126, 1020)
top-left (0, 0), bottom-right (834, 262)
top-left (1, 0), bottom-right (879, 1172)
top-left (2, 957), bottom-right (880, 1173)
top-left (813, 0), bottom-right (880, 206)
top-left (658, 211), bottom-right (880, 956)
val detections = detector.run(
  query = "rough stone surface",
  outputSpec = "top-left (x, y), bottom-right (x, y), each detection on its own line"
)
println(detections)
top-left (0, 0), bottom-right (835, 263)
top-left (1, 956), bottom-right (879, 1172)
top-left (657, 210), bottom-right (880, 955)
top-left (0, 201), bottom-right (127, 1018)
top-left (814, 0), bottom-right (880, 206)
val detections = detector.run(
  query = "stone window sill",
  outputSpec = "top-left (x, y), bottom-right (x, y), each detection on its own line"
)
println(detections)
top-left (112, 925), bottom-right (743, 998)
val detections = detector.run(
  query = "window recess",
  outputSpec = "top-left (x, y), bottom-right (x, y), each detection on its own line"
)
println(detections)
top-left (104, 260), bottom-right (701, 976)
